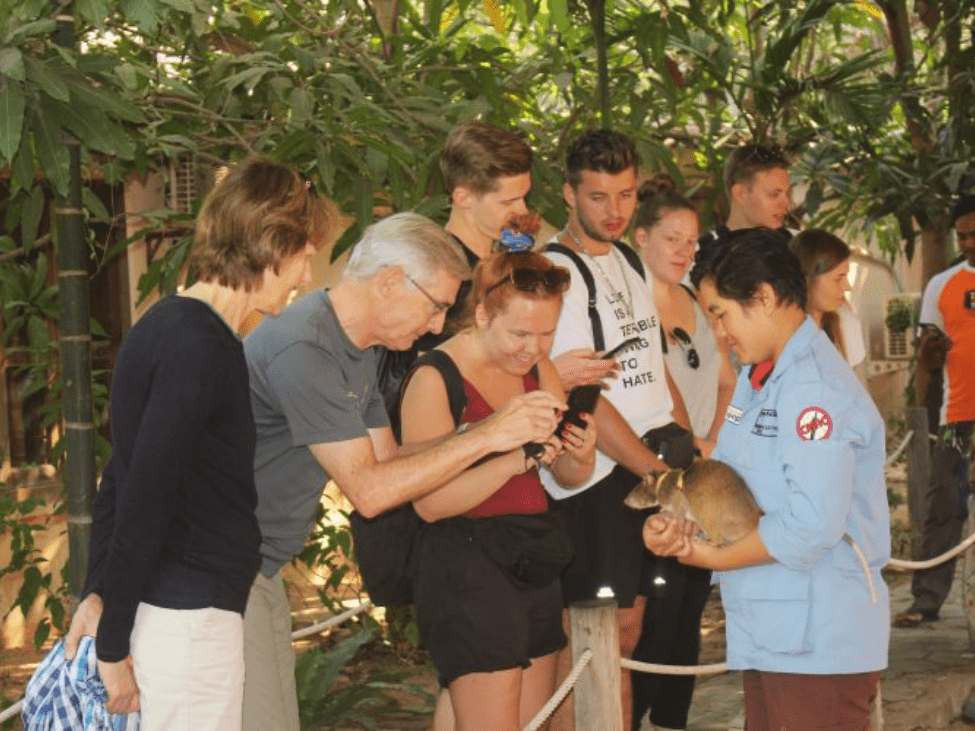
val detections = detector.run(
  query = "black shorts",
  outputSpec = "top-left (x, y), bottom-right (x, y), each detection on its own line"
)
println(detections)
top-left (413, 518), bottom-right (567, 686)
top-left (553, 466), bottom-right (646, 609)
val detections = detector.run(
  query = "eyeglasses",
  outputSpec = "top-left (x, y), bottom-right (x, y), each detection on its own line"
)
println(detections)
top-left (407, 276), bottom-right (451, 314)
top-left (485, 267), bottom-right (571, 297)
top-left (671, 327), bottom-right (700, 369)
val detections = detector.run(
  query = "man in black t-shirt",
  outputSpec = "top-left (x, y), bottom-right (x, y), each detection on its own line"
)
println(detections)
top-left (694, 142), bottom-right (793, 286)
top-left (377, 122), bottom-right (534, 425)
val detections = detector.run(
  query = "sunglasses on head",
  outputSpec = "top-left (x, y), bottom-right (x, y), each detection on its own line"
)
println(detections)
top-left (485, 267), bottom-right (571, 297)
top-left (671, 327), bottom-right (700, 369)
top-left (741, 143), bottom-right (787, 166)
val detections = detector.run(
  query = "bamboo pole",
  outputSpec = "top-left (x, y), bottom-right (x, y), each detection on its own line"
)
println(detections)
top-left (55, 10), bottom-right (95, 598)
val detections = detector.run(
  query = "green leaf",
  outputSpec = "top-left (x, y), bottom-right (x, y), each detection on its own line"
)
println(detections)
top-left (54, 97), bottom-right (136, 158)
top-left (25, 56), bottom-right (70, 102)
top-left (21, 185), bottom-right (44, 254)
top-left (75, 0), bottom-right (112, 27)
top-left (33, 618), bottom-right (51, 651)
top-left (121, 0), bottom-right (160, 33)
top-left (83, 187), bottom-right (111, 221)
top-left (549, 0), bottom-right (568, 33)
top-left (65, 74), bottom-right (146, 124)
top-left (0, 47), bottom-right (25, 81)
top-left (8, 19), bottom-right (58, 44)
top-left (0, 77), bottom-right (25, 162)
top-left (27, 314), bottom-right (49, 350)
top-left (289, 87), bottom-right (314, 126)
top-left (10, 123), bottom-right (34, 189)
top-left (159, 0), bottom-right (195, 12)
top-left (30, 106), bottom-right (69, 197)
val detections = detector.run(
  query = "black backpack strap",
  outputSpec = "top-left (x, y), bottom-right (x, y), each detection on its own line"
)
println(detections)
top-left (612, 240), bottom-right (646, 281)
top-left (399, 350), bottom-right (468, 429)
top-left (546, 243), bottom-right (604, 351)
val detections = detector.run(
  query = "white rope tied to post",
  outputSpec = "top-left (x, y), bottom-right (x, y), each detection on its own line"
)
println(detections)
top-left (621, 658), bottom-right (728, 676)
top-left (0, 699), bottom-right (23, 724)
top-left (523, 649), bottom-right (593, 731)
top-left (884, 430), bottom-right (914, 468)
top-left (290, 599), bottom-right (373, 640)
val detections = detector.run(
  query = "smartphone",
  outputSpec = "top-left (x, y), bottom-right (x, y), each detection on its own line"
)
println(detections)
top-left (556, 383), bottom-right (602, 436)
top-left (602, 336), bottom-right (642, 360)
top-left (522, 383), bottom-right (602, 458)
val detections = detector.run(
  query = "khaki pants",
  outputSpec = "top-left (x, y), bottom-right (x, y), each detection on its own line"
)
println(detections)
top-left (242, 572), bottom-right (300, 731)
top-left (131, 603), bottom-right (244, 731)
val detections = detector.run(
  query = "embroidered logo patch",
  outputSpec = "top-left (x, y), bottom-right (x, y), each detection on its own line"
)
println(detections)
top-left (726, 404), bottom-right (744, 424)
top-left (752, 408), bottom-right (778, 437)
top-left (796, 406), bottom-right (833, 441)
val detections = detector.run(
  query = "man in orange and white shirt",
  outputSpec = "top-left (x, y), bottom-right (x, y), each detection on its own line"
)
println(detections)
top-left (895, 194), bottom-right (975, 627)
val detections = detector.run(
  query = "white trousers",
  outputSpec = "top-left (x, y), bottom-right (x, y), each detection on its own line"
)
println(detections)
top-left (131, 602), bottom-right (245, 731)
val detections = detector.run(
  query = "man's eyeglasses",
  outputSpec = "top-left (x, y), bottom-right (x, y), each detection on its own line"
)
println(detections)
top-left (485, 267), bottom-right (571, 298)
top-left (407, 276), bottom-right (451, 314)
top-left (671, 327), bottom-right (700, 369)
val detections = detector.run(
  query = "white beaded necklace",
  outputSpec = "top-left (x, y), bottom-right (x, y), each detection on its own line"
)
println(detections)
top-left (563, 225), bottom-right (635, 321)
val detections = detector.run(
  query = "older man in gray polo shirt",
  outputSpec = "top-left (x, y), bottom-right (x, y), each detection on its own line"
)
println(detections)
top-left (241, 212), bottom-right (564, 731)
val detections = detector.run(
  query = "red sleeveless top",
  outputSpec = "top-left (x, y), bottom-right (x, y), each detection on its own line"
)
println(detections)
top-left (461, 373), bottom-right (549, 518)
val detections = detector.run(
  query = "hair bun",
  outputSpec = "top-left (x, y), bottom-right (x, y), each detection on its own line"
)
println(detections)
top-left (638, 173), bottom-right (677, 202)
top-left (498, 212), bottom-right (541, 252)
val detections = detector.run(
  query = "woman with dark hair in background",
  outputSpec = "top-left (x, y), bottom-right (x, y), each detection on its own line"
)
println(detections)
top-left (629, 177), bottom-right (735, 731)
top-left (644, 228), bottom-right (889, 731)
top-left (400, 250), bottom-right (596, 731)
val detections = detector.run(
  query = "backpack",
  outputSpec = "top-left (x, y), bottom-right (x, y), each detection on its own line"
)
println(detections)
top-left (545, 240), bottom-right (646, 351)
top-left (349, 350), bottom-right (468, 607)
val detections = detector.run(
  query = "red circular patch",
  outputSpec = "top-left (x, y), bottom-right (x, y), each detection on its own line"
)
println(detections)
top-left (796, 406), bottom-right (833, 441)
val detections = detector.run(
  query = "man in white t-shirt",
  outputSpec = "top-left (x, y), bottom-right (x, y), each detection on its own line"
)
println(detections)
top-left (543, 129), bottom-right (690, 731)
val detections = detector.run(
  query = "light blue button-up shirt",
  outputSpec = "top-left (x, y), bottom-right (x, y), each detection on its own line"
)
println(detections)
top-left (713, 317), bottom-right (890, 674)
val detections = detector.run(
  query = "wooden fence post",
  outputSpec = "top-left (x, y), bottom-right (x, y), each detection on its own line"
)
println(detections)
top-left (963, 494), bottom-right (975, 651)
top-left (905, 407), bottom-right (931, 558)
top-left (570, 598), bottom-right (622, 731)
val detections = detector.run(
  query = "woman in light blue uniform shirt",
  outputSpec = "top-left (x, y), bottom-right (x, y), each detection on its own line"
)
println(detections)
top-left (643, 228), bottom-right (889, 731)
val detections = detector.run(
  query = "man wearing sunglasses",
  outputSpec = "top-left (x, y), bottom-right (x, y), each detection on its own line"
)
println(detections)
top-left (543, 129), bottom-right (692, 731)
top-left (240, 212), bottom-right (566, 731)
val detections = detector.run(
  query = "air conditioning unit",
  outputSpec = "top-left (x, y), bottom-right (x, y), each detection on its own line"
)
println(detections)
top-left (168, 155), bottom-right (197, 214)
top-left (883, 293), bottom-right (921, 360)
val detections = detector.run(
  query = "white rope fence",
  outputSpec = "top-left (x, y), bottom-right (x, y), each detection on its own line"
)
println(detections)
top-left (0, 699), bottom-right (22, 724)
top-left (888, 530), bottom-right (975, 571)
top-left (622, 658), bottom-right (728, 675)
top-left (290, 598), bottom-right (373, 640)
top-left (523, 649), bottom-right (593, 731)
top-left (884, 430), bottom-right (914, 467)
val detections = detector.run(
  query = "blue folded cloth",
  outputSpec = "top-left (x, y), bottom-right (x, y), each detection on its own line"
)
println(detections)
top-left (23, 636), bottom-right (140, 731)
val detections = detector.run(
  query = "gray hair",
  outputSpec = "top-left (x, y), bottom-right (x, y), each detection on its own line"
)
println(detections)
top-left (343, 212), bottom-right (470, 285)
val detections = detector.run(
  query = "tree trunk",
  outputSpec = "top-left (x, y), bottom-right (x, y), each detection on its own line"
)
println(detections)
top-left (584, 0), bottom-right (611, 127)
top-left (879, 0), bottom-right (949, 282)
